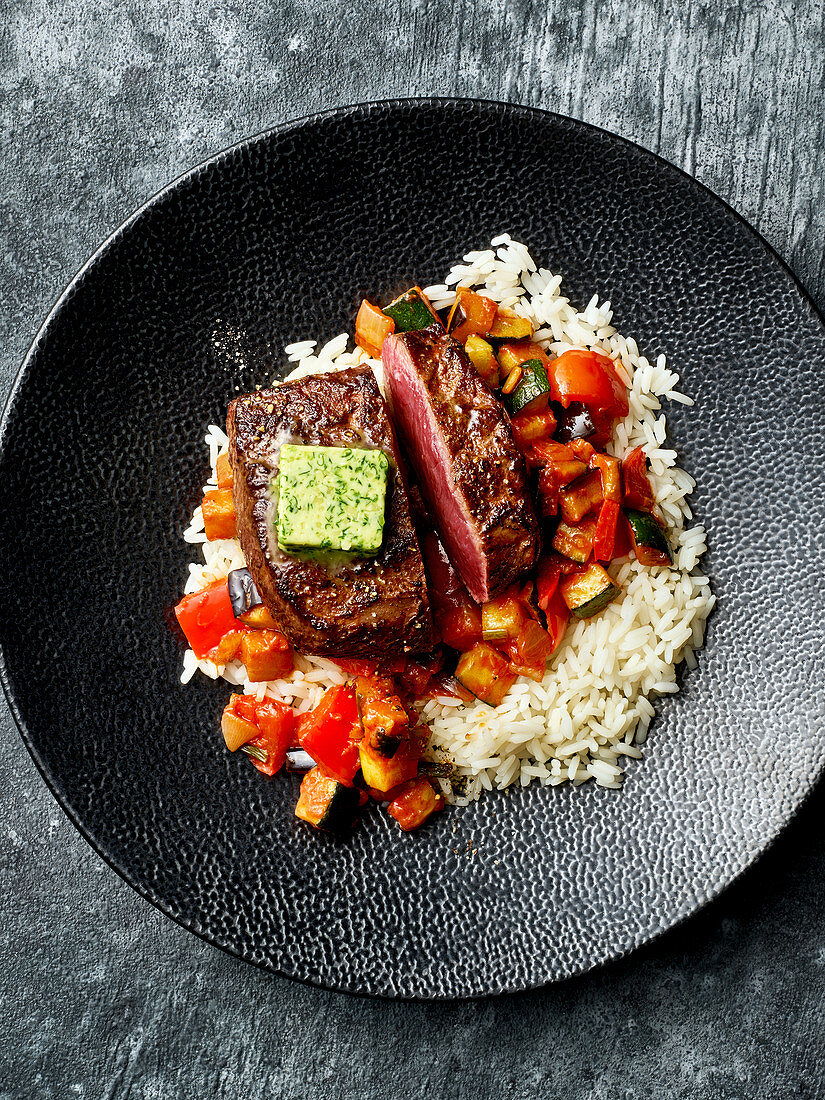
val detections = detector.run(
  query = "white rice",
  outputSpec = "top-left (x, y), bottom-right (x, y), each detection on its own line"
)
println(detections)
top-left (179, 236), bottom-right (714, 802)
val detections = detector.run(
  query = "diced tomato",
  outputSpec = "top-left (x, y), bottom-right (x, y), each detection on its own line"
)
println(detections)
top-left (298, 683), bottom-right (362, 786)
top-left (593, 499), bottom-right (621, 561)
top-left (387, 778), bottom-right (444, 831)
top-left (247, 699), bottom-right (296, 776)
top-left (355, 299), bottom-right (395, 359)
top-left (174, 578), bottom-right (247, 660)
top-left (438, 602), bottom-right (483, 651)
top-left (509, 408), bottom-right (557, 450)
top-left (231, 694), bottom-right (260, 723)
top-left (535, 553), bottom-right (576, 611)
top-left (508, 618), bottom-right (555, 681)
top-left (202, 488), bottom-right (237, 541)
top-left (448, 288), bottom-right (498, 343)
top-left (622, 446), bottom-right (656, 511)
top-left (569, 438), bottom-right (597, 463)
top-left (537, 466), bottom-right (559, 517)
top-left (215, 452), bottom-right (233, 489)
top-left (240, 629), bottom-right (294, 682)
top-left (548, 349), bottom-right (629, 420)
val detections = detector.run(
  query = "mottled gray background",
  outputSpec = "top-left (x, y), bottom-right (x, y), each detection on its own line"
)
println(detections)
top-left (2, 1), bottom-right (825, 1097)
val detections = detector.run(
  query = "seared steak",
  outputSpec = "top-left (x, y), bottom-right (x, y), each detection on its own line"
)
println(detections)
top-left (382, 327), bottom-right (539, 603)
top-left (228, 367), bottom-right (433, 657)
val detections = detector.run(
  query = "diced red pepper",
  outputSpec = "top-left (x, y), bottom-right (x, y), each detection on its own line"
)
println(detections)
top-left (537, 466), bottom-right (559, 517)
top-left (593, 498), bottom-right (621, 561)
top-left (355, 299), bottom-right (395, 359)
top-left (387, 778), bottom-right (444, 831)
top-left (569, 438), bottom-right (597, 463)
top-left (298, 683), bottom-right (362, 786)
top-left (547, 349), bottom-right (629, 419)
top-left (612, 511), bottom-right (633, 559)
top-left (202, 488), bottom-right (237, 541)
top-left (542, 586), bottom-right (570, 653)
top-left (622, 446), bottom-right (656, 510)
top-left (244, 699), bottom-right (296, 776)
top-left (174, 578), bottom-right (247, 660)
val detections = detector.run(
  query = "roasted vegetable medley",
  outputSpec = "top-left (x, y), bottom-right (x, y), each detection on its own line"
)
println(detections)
top-left (174, 284), bottom-right (675, 834)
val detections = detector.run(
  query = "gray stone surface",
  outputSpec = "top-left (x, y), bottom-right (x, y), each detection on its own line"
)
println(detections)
top-left (1, 1), bottom-right (824, 1096)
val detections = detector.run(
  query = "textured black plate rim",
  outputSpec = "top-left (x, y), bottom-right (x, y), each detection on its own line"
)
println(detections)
top-left (2, 96), bottom-right (825, 1001)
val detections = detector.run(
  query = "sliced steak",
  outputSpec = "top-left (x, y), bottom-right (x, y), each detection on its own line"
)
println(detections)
top-left (228, 367), bottom-right (433, 657)
top-left (382, 327), bottom-right (539, 603)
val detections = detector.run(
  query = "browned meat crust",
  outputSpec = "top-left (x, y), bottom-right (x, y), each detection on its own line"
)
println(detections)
top-left (228, 367), bottom-right (433, 657)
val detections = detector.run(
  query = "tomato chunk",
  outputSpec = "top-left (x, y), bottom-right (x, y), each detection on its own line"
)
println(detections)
top-left (387, 778), bottom-right (444, 831)
top-left (247, 699), bottom-right (296, 776)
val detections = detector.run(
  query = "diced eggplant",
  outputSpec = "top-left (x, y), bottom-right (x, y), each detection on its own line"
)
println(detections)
top-left (294, 767), bottom-right (362, 834)
top-left (552, 401), bottom-right (597, 443)
top-left (559, 469), bottom-right (603, 524)
top-left (552, 516), bottom-right (597, 563)
top-left (383, 288), bottom-right (442, 333)
top-left (227, 567), bottom-right (262, 618)
top-left (625, 509), bottom-right (671, 566)
top-left (481, 590), bottom-right (526, 642)
top-left (504, 359), bottom-right (551, 416)
top-left (560, 562), bottom-right (619, 619)
top-left (358, 740), bottom-right (418, 793)
top-left (285, 748), bottom-right (316, 773)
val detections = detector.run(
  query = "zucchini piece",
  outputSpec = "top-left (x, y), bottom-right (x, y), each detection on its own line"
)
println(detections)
top-left (625, 509), bottom-right (671, 566)
top-left (481, 590), bottom-right (526, 642)
top-left (454, 643), bottom-right (517, 707)
top-left (552, 516), bottom-right (597, 563)
top-left (294, 767), bottom-right (362, 834)
top-left (487, 308), bottom-right (533, 340)
top-left (383, 287), bottom-right (441, 332)
top-left (560, 562), bottom-right (619, 619)
top-left (504, 359), bottom-right (551, 416)
top-left (358, 740), bottom-right (418, 793)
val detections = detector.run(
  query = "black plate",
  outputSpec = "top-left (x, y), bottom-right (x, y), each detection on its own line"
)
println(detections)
top-left (2, 99), bottom-right (825, 999)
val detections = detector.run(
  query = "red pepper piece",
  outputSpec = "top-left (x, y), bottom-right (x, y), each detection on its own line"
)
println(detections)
top-left (593, 498), bottom-right (621, 562)
top-left (174, 578), bottom-right (247, 660)
top-left (621, 446), bottom-right (656, 510)
top-left (298, 683), bottom-right (362, 786)
top-left (247, 699), bottom-right (297, 776)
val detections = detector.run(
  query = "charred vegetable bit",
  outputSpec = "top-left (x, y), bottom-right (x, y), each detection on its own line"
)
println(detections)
top-left (560, 562), bottom-right (620, 619)
top-left (356, 676), bottom-right (409, 758)
top-left (383, 287), bottom-right (442, 332)
top-left (295, 767), bottom-right (365, 834)
top-left (625, 509), bottom-right (671, 566)
top-left (227, 567), bottom-right (262, 619)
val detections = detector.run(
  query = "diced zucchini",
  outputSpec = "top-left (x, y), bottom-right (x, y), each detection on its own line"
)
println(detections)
top-left (560, 562), bottom-right (620, 619)
top-left (455, 643), bottom-right (517, 707)
top-left (504, 359), bottom-right (551, 416)
top-left (487, 308), bottom-right (533, 340)
top-left (552, 516), bottom-right (596, 563)
top-left (277, 443), bottom-right (389, 554)
top-left (464, 335), bottom-right (499, 388)
top-left (559, 469), bottom-right (603, 524)
top-left (358, 740), bottom-right (418, 793)
top-left (383, 287), bottom-right (441, 332)
top-left (295, 767), bottom-right (362, 834)
top-left (625, 509), bottom-right (671, 566)
top-left (481, 591), bottom-right (526, 642)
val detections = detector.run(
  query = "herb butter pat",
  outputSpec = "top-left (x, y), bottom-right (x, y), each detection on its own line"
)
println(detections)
top-left (276, 444), bottom-right (389, 554)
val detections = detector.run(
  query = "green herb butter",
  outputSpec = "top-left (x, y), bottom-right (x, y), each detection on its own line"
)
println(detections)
top-left (276, 444), bottom-right (389, 555)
